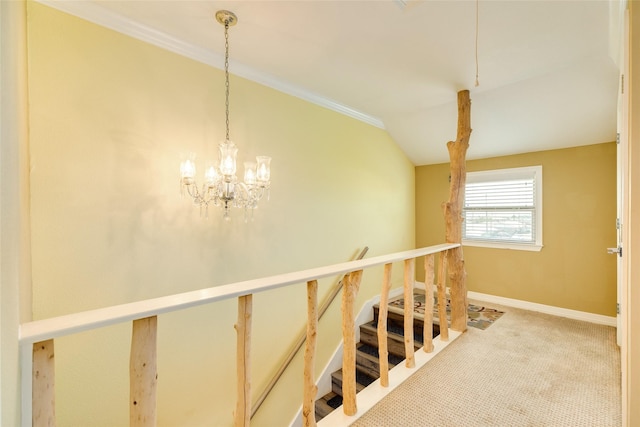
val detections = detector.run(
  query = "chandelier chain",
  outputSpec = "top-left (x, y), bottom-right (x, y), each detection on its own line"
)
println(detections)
top-left (224, 21), bottom-right (231, 142)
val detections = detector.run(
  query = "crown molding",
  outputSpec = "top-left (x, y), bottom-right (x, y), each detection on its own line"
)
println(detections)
top-left (34, 0), bottom-right (385, 129)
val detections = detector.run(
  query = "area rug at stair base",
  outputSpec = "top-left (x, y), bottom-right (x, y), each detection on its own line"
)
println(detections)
top-left (388, 292), bottom-right (504, 330)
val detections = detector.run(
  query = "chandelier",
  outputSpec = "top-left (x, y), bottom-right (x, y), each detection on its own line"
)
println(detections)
top-left (180, 10), bottom-right (271, 220)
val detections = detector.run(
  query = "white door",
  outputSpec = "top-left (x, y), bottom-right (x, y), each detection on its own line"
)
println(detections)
top-left (610, 127), bottom-right (625, 346)
top-left (609, 84), bottom-right (625, 346)
top-left (609, 9), bottom-right (630, 347)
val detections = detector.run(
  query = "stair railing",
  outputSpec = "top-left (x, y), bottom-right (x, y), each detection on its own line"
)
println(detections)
top-left (251, 246), bottom-right (369, 419)
top-left (19, 242), bottom-right (461, 427)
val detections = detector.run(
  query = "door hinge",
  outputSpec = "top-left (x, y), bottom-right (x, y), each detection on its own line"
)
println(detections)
top-left (617, 303), bottom-right (620, 315)
top-left (617, 218), bottom-right (621, 230)
top-left (621, 75), bottom-right (625, 94)
top-left (617, 133), bottom-right (620, 144)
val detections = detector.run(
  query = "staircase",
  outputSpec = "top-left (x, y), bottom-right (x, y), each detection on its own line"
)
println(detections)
top-left (314, 296), bottom-right (441, 422)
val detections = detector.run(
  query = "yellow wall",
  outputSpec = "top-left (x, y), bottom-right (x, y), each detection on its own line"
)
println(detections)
top-left (26, 3), bottom-right (415, 426)
top-left (0, 1), bottom-right (31, 426)
top-left (416, 143), bottom-right (617, 316)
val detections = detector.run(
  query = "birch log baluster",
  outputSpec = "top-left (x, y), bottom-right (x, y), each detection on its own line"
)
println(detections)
top-left (443, 89), bottom-right (471, 332)
top-left (403, 258), bottom-right (416, 368)
top-left (423, 254), bottom-right (435, 353)
top-left (302, 280), bottom-right (318, 427)
top-left (377, 263), bottom-right (393, 387)
top-left (250, 248), bottom-right (369, 420)
top-left (436, 252), bottom-right (449, 342)
top-left (130, 316), bottom-right (158, 427)
top-left (33, 339), bottom-right (55, 427)
top-left (341, 270), bottom-right (363, 416)
top-left (235, 295), bottom-right (252, 427)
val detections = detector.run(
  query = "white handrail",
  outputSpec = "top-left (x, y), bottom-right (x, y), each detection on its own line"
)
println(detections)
top-left (19, 243), bottom-right (459, 345)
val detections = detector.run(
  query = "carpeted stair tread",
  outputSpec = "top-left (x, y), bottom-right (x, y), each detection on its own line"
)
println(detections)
top-left (331, 369), bottom-right (374, 397)
top-left (356, 343), bottom-right (405, 378)
top-left (357, 343), bottom-right (405, 366)
top-left (359, 321), bottom-right (422, 358)
top-left (384, 320), bottom-right (425, 343)
top-left (373, 303), bottom-right (424, 328)
top-left (325, 392), bottom-right (343, 408)
top-left (356, 344), bottom-right (383, 379)
top-left (314, 397), bottom-right (334, 420)
top-left (371, 306), bottom-right (442, 340)
top-left (314, 392), bottom-right (342, 421)
top-left (359, 322), bottom-right (405, 358)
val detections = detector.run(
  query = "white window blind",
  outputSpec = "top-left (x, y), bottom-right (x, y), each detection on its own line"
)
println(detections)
top-left (463, 166), bottom-right (543, 250)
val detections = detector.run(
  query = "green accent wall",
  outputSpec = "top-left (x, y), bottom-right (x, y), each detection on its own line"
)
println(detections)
top-left (416, 143), bottom-right (617, 316)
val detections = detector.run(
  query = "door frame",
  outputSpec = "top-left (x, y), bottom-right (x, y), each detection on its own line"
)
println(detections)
top-left (618, 6), bottom-right (631, 426)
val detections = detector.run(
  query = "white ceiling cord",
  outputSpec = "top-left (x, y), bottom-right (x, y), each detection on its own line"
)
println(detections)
top-left (475, 0), bottom-right (480, 87)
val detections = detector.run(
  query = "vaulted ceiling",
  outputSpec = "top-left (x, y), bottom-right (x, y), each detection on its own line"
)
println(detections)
top-left (40, 0), bottom-right (625, 165)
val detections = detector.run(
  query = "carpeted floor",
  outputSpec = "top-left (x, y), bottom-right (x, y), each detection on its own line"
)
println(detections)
top-left (351, 302), bottom-right (621, 427)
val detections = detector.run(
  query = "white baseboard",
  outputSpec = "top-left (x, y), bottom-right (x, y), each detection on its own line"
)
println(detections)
top-left (467, 290), bottom-right (617, 327)
top-left (414, 281), bottom-right (616, 327)
top-left (414, 282), bottom-right (616, 327)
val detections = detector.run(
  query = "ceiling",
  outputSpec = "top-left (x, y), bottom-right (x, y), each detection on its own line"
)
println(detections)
top-left (40, 0), bottom-right (624, 165)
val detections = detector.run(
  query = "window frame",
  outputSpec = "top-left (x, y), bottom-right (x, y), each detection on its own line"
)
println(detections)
top-left (462, 165), bottom-right (543, 252)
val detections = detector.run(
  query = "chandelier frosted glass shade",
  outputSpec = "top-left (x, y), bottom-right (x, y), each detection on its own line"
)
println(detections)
top-left (219, 140), bottom-right (238, 176)
top-left (180, 142), bottom-right (271, 219)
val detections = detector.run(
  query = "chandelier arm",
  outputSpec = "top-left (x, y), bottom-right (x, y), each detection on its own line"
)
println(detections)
top-left (202, 183), bottom-right (217, 205)
top-left (237, 182), bottom-right (251, 200)
top-left (185, 182), bottom-right (200, 200)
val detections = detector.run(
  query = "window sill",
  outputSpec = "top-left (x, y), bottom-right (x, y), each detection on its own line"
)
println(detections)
top-left (462, 240), bottom-right (543, 252)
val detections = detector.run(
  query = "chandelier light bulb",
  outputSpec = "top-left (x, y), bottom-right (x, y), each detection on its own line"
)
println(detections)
top-left (219, 141), bottom-right (238, 176)
top-left (180, 157), bottom-right (196, 182)
top-left (204, 164), bottom-right (217, 185)
top-left (244, 162), bottom-right (257, 186)
top-left (256, 156), bottom-right (271, 182)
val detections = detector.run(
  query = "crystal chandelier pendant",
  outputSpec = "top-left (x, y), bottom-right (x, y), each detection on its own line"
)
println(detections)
top-left (179, 10), bottom-right (271, 221)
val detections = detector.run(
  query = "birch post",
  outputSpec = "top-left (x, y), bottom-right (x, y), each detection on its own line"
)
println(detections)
top-left (235, 295), bottom-right (252, 427)
top-left (436, 252), bottom-right (449, 342)
top-left (33, 339), bottom-right (55, 427)
top-left (377, 263), bottom-right (393, 387)
top-left (443, 89), bottom-right (471, 332)
top-left (130, 316), bottom-right (158, 427)
top-left (250, 248), bottom-right (369, 420)
top-left (341, 270), bottom-right (363, 416)
top-left (423, 254), bottom-right (435, 353)
top-left (302, 280), bottom-right (318, 427)
top-left (403, 258), bottom-right (416, 368)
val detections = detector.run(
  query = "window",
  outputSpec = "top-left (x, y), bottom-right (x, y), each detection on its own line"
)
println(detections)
top-left (463, 166), bottom-right (543, 251)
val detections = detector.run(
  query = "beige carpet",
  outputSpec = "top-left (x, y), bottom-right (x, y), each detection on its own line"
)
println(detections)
top-left (351, 303), bottom-right (621, 427)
